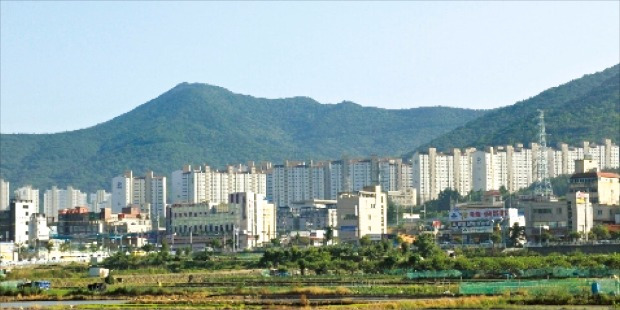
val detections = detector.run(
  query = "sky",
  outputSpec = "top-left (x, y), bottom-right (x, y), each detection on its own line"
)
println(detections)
top-left (1, 2), bottom-right (619, 134)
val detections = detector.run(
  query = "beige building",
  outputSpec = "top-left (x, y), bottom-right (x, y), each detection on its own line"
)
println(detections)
top-left (167, 192), bottom-right (275, 250)
top-left (569, 158), bottom-right (620, 205)
top-left (519, 199), bottom-right (568, 239)
top-left (567, 191), bottom-right (593, 236)
top-left (337, 185), bottom-right (387, 242)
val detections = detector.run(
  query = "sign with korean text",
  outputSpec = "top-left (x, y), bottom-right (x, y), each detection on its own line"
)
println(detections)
top-left (449, 208), bottom-right (507, 221)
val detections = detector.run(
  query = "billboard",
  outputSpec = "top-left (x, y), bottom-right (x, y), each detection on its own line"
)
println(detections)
top-left (449, 208), bottom-right (507, 221)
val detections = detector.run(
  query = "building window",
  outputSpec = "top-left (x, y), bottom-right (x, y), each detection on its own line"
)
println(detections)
top-left (597, 210), bottom-right (603, 216)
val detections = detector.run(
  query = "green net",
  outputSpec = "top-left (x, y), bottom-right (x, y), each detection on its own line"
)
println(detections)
top-left (459, 278), bottom-right (620, 295)
top-left (406, 270), bottom-right (463, 279)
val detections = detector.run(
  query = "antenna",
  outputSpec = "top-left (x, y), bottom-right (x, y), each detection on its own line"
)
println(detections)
top-left (534, 110), bottom-right (554, 199)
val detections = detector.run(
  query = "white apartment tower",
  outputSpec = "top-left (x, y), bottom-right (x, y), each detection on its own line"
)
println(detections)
top-left (89, 190), bottom-right (112, 211)
top-left (0, 178), bottom-right (9, 211)
top-left (14, 186), bottom-right (39, 213)
top-left (112, 170), bottom-right (167, 226)
top-left (412, 148), bottom-right (456, 203)
top-left (43, 186), bottom-right (88, 223)
top-left (171, 164), bottom-right (267, 205)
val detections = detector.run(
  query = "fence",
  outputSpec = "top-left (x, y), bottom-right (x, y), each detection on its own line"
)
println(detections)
top-left (459, 278), bottom-right (620, 295)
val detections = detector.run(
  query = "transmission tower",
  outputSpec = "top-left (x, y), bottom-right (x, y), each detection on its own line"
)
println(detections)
top-left (534, 110), bottom-right (554, 198)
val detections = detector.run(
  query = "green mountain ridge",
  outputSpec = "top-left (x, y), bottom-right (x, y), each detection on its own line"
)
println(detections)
top-left (0, 84), bottom-right (485, 192)
top-left (411, 64), bottom-right (620, 154)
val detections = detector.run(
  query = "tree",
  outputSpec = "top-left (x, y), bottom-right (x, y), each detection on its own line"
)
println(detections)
top-left (508, 223), bottom-right (525, 246)
top-left (210, 239), bottom-right (222, 250)
top-left (59, 242), bottom-right (71, 253)
top-left (270, 238), bottom-right (281, 247)
top-left (491, 231), bottom-right (502, 245)
top-left (324, 226), bottom-right (334, 246)
top-left (413, 234), bottom-right (441, 258)
top-left (142, 243), bottom-right (155, 253)
top-left (359, 236), bottom-right (372, 247)
top-left (568, 231), bottom-right (582, 241)
top-left (591, 225), bottom-right (611, 240)
top-left (429, 189), bottom-right (461, 211)
top-left (44, 240), bottom-right (54, 256)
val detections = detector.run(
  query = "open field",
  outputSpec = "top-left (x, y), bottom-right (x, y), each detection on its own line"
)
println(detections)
top-left (2, 264), bottom-right (620, 309)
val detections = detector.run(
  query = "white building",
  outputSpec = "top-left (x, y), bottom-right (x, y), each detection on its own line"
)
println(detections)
top-left (14, 186), bottom-right (39, 213)
top-left (229, 192), bottom-right (276, 248)
top-left (9, 199), bottom-right (38, 244)
top-left (43, 186), bottom-right (88, 223)
top-left (112, 170), bottom-right (167, 228)
top-left (28, 213), bottom-right (50, 243)
top-left (89, 190), bottom-right (112, 211)
top-left (0, 178), bottom-right (9, 211)
top-left (337, 185), bottom-right (387, 242)
top-left (412, 148), bottom-right (463, 203)
top-left (167, 192), bottom-right (276, 250)
top-left (568, 191), bottom-right (593, 236)
top-left (171, 164), bottom-right (267, 206)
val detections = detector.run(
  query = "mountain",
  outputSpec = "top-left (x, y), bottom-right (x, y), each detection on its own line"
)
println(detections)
top-left (411, 64), bottom-right (620, 154)
top-left (0, 84), bottom-right (486, 192)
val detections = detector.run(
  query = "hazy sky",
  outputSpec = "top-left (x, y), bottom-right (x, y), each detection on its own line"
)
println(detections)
top-left (1, 2), bottom-right (618, 134)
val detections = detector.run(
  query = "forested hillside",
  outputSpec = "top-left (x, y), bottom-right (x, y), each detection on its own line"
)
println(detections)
top-left (0, 84), bottom-right (485, 192)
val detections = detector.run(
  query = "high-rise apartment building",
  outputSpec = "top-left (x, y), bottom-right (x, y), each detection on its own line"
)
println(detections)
top-left (43, 186), bottom-right (88, 223)
top-left (14, 186), bottom-right (39, 213)
top-left (412, 148), bottom-right (466, 203)
top-left (89, 190), bottom-right (112, 211)
top-left (0, 178), bottom-right (8, 211)
top-left (266, 157), bottom-right (410, 207)
top-left (111, 170), bottom-right (167, 227)
top-left (171, 164), bottom-right (267, 205)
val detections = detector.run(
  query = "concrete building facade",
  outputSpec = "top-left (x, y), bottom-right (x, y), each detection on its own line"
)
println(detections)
top-left (0, 178), bottom-right (9, 211)
top-left (337, 185), bottom-right (387, 242)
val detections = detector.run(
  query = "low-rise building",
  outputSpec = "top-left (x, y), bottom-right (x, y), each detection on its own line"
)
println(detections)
top-left (166, 192), bottom-right (276, 250)
top-left (277, 199), bottom-right (337, 234)
top-left (58, 206), bottom-right (105, 237)
top-left (449, 191), bottom-right (524, 244)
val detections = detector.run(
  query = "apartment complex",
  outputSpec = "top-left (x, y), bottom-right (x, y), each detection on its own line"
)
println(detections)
top-left (413, 140), bottom-right (619, 203)
top-left (413, 148), bottom-right (476, 203)
top-left (89, 189), bottom-right (112, 211)
top-left (43, 186), bottom-right (88, 223)
top-left (171, 164), bottom-right (267, 205)
top-left (111, 170), bottom-right (166, 227)
top-left (267, 157), bottom-right (411, 207)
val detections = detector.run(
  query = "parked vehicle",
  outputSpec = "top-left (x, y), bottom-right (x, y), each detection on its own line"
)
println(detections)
top-left (87, 282), bottom-right (107, 292)
top-left (18, 280), bottom-right (51, 290)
